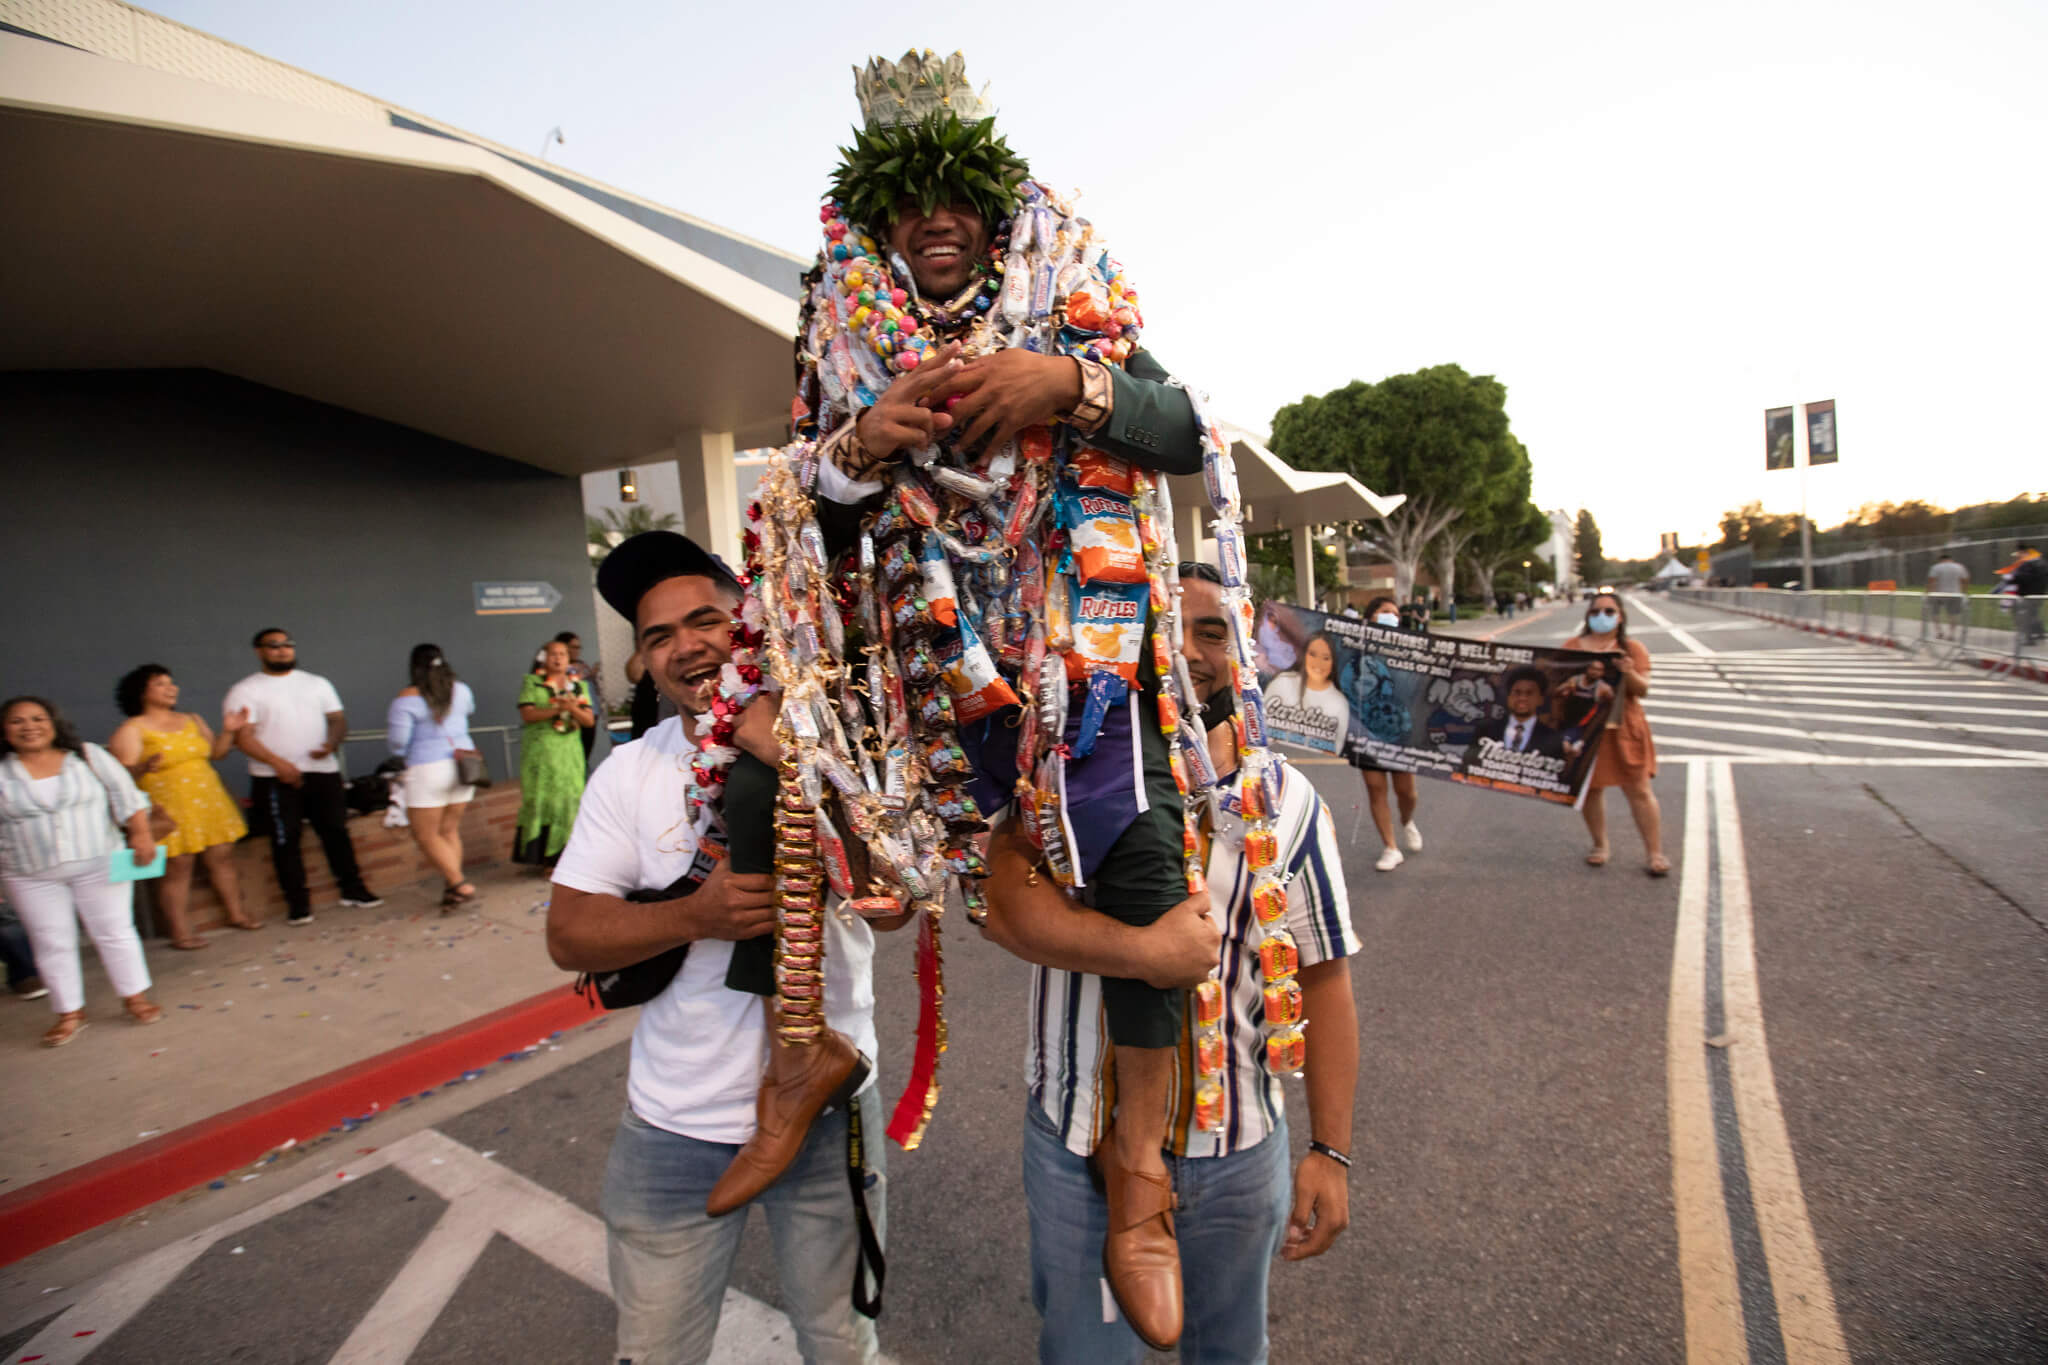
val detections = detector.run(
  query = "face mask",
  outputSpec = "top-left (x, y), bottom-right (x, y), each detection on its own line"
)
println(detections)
top-left (1374, 613), bottom-right (1401, 628)
top-left (1587, 611), bottom-right (1619, 634)
top-left (1200, 682), bottom-right (1237, 730)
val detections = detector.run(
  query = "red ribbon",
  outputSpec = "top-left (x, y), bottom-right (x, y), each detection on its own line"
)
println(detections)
top-left (886, 914), bottom-right (944, 1150)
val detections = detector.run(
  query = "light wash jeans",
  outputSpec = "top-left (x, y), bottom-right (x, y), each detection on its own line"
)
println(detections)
top-left (1022, 1100), bottom-right (1292, 1365)
top-left (601, 1084), bottom-right (886, 1365)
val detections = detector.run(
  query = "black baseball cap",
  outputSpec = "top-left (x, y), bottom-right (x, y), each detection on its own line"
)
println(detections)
top-left (596, 531), bottom-right (740, 623)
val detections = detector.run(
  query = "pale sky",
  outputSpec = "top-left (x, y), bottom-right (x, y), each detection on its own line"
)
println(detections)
top-left (153, 0), bottom-right (2047, 558)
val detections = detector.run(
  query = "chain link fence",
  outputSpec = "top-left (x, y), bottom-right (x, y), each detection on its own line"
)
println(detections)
top-left (1675, 587), bottom-right (2046, 668)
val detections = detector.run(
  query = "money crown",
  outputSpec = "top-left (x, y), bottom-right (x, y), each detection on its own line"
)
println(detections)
top-left (853, 49), bottom-right (993, 129)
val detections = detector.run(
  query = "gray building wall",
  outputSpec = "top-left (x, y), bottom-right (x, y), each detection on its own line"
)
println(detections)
top-left (1, 370), bottom-right (596, 787)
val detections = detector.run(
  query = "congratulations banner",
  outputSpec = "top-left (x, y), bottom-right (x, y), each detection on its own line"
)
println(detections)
top-left (1252, 603), bottom-right (1625, 807)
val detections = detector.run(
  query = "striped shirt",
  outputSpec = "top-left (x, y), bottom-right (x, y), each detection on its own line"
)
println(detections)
top-left (1027, 759), bottom-right (1360, 1159)
top-left (0, 744), bottom-right (153, 878)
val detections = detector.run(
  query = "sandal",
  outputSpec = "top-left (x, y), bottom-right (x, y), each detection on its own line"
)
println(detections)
top-left (227, 916), bottom-right (262, 932)
top-left (169, 938), bottom-right (209, 951)
top-left (1585, 847), bottom-right (1610, 867)
top-left (1646, 854), bottom-right (1672, 878)
top-left (440, 883), bottom-right (478, 914)
top-left (123, 994), bottom-right (164, 1026)
top-left (43, 1011), bottom-right (87, 1048)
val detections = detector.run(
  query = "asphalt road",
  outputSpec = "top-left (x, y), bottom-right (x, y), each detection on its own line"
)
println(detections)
top-left (7, 593), bottom-right (2045, 1364)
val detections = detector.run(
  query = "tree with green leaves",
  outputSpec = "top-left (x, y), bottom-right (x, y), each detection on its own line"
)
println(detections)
top-left (587, 505), bottom-right (681, 572)
top-left (1574, 509), bottom-right (1605, 585)
top-left (1270, 363), bottom-right (1525, 603)
top-left (1463, 497), bottom-right (1554, 608)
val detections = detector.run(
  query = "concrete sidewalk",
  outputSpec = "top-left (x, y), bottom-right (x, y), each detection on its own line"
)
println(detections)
top-left (3, 857), bottom-right (576, 1195)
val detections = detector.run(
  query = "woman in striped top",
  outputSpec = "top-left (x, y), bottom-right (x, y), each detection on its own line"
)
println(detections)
top-left (0, 697), bottom-right (163, 1047)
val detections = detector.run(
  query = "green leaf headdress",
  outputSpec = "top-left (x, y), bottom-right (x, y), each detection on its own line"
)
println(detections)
top-left (830, 50), bottom-right (1030, 230)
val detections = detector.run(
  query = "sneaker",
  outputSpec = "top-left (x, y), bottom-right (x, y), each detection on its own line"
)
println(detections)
top-left (338, 893), bottom-right (384, 909)
top-left (1402, 821), bottom-right (1424, 853)
top-left (12, 977), bottom-right (48, 1001)
top-left (1375, 847), bottom-right (1404, 872)
top-left (287, 909), bottom-right (315, 926)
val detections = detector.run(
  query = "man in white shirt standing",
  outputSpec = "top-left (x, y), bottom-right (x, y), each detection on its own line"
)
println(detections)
top-left (223, 628), bottom-right (379, 926)
top-left (548, 532), bottom-right (888, 1365)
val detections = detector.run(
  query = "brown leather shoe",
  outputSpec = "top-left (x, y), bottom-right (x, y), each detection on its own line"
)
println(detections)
top-left (1096, 1120), bottom-right (1183, 1350)
top-left (705, 1001), bottom-right (869, 1217)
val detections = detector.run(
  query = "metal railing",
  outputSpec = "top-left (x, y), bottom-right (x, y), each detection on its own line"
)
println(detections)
top-left (336, 724), bottom-right (523, 780)
top-left (1675, 587), bottom-right (2046, 668)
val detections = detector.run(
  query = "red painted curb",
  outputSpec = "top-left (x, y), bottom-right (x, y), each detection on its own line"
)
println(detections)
top-left (0, 983), bottom-right (600, 1265)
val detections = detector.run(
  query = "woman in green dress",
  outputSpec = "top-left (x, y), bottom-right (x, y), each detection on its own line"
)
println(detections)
top-left (513, 639), bottom-right (594, 866)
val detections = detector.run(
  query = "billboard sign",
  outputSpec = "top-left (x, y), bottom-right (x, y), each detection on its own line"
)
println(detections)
top-left (1806, 399), bottom-right (1838, 465)
top-left (1765, 406), bottom-right (1796, 470)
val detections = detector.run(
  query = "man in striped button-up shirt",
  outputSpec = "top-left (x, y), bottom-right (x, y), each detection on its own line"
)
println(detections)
top-left (983, 563), bottom-right (1362, 1364)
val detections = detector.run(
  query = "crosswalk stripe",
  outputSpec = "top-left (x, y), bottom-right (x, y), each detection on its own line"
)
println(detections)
top-left (1653, 690), bottom-right (2048, 717)
top-left (1649, 699), bottom-right (2048, 742)
top-left (1648, 713), bottom-right (2048, 760)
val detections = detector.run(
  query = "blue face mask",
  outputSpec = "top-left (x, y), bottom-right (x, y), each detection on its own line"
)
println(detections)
top-left (1587, 611), bottom-right (1619, 634)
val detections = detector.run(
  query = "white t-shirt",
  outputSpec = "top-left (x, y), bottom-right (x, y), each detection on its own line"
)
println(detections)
top-left (222, 670), bottom-right (346, 776)
top-left (551, 716), bottom-right (878, 1143)
top-left (1926, 560), bottom-right (1970, 595)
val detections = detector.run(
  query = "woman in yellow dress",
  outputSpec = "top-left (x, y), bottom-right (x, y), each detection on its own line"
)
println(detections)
top-left (109, 665), bottom-right (257, 947)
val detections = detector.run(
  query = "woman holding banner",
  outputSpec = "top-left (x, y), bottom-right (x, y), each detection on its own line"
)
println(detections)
top-left (1563, 593), bottom-right (1667, 876)
top-left (1356, 596), bottom-right (1423, 873)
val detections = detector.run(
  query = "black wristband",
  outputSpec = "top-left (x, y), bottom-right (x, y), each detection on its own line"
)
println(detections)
top-left (1308, 1140), bottom-right (1351, 1169)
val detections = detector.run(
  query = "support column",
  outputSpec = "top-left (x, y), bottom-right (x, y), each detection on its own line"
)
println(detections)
top-left (677, 428), bottom-right (739, 567)
top-left (1178, 497), bottom-right (1210, 570)
top-left (1292, 524), bottom-right (1318, 608)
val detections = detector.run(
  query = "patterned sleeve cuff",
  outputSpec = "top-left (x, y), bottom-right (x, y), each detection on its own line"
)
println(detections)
top-left (1063, 357), bottom-right (1114, 435)
top-left (816, 424), bottom-right (888, 504)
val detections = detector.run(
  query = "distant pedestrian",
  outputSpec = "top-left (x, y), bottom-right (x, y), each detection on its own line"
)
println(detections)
top-left (514, 639), bottom-right (593, 868)
top-left (1925, 551), bottom-right (1970, 641)
top-left (387, 645), bottom-right (479, 910)
top-left (1563, 594), bottom-right (1667, 876)
top-left (0, 903), bottom-right (44, 1000)
top-left (0, 697), bottom-right (163, 1046)
top-left (2010, 546), bottom-right (2047, 646)
top-left (554, 630), bottom-right (604, 767)
top-left (1358, 595), bottom-right (1423, 872)
top-left (108, 665), bottom-right (257, 945)
top-left (224, 628), bottom-right (382, 925)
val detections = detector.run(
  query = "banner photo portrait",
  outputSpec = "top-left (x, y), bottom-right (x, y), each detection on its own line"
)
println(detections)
top-left (1251, 603), bottom-right (1625, 808)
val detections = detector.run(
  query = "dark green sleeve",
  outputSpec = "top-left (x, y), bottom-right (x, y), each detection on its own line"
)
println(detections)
top-left (718, 754), bottom-right (778, 994)
top-left (1092, 348), bottom-right (1205, 475)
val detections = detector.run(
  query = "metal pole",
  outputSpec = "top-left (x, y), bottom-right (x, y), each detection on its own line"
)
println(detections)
top-left (1797, 401), bottom-right (1814, 591)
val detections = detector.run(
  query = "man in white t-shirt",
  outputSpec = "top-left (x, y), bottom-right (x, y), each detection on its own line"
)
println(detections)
top-left (548, 532), bottom-right (889, 1365)
top-left (1925, 552), bottom-right (1970, 640)
top-left (223, 628), bottom-right (380, 925)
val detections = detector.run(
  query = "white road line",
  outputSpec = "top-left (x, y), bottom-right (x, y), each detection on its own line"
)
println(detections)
top-left (1666, 682), bottom-right (2039, 702)
top-left (1655, 690), bottom-right (2048, 718)
top-left (16, 1128), bottom-right (835, 1365)
top-left (1710, 765), bottom-right (1852, 1363)
top-left (1629, 596), bottom-right (1715, 656)
top-left (1657, 735), bottom-right (1828, 763)
top-left (1662, 753), bottom-right (2048, 768)
top-left (1650, 699), bottom-right (2048, 741)
top-left (1649, 714), bottom-right (2048, 760)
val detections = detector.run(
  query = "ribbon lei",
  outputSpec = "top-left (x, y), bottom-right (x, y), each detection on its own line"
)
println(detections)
top-left (886, 913), bottom-right (946, 1149)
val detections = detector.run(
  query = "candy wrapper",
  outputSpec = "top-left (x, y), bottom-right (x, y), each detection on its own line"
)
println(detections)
top-left (1058, 483), bottom-right (1147, 585)
top-left (1065, 579), bottom-right (1148, 684)
top-left (938, 610), bottom-right (1022, 724)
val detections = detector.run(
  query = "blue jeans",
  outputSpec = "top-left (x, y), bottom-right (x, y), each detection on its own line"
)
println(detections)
top-left (1022, 1101), bottom-right (1292, 1365)
top-left (601, 1085), bottom-right (886, 1365)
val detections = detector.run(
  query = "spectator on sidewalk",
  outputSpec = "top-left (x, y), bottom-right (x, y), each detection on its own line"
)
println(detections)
top-left (0, 697), bottom-right (163, 1046)
top-left (981, 559), bottom-right (1361, 1364)
top-left (1925, 551), bottom-right (1970, 641)
top-left (514, 639), bottom-right (593, 869)
top-left (2, 900), bottom-right (47, 1000)
top-left (1563, 594), bottom-right (1668, 876)
top-left (224, 629), bottom-right (382, 926)
top-left (2010, 546), bottom-right (2047, 646)
top-left (554, 630), bottom-right (605, 768)
top-left (386, 645), bottom-right (479, 911)
top-left (1358, 595), bottom-right (1424, 872)
top-left (108, 665), bottom-right (258, 946)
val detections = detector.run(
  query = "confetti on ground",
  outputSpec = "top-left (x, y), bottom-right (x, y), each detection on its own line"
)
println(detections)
top-left (229, 1246), bottom-right (244, 1255)
top-left (208, 1180), bottom-right (226, 1191)
top-left (138, 1130), bottom-right (160, 1139)
top-left (177, 1004), bottom-right (201, 1011)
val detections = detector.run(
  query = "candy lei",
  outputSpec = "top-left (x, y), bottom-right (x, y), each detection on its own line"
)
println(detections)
top-left (761, 182), bottom-right (1300, 1143)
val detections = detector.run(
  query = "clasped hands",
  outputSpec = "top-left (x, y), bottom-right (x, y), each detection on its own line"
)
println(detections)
top-left (840, 343), bottom-right (1082, 477)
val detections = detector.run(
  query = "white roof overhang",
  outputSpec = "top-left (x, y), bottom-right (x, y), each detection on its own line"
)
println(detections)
top-left (0, 33), bottom-right (801, 472)
top-left (1167, 422), bottom-right (1405, 535)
